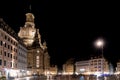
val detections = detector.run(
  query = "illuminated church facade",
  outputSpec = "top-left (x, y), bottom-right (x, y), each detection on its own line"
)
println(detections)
top-left (18, 12), bottom-right (50, 75)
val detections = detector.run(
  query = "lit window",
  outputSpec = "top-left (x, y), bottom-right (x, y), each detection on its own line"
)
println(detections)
top-left (36, 56), bottom-right (39, 67)
top-left (36, 56), bottom-right (39, 59)
top-left (37, 50), bottom-right (39, 53)
top-left (36, 65), bottom-right (39, 67)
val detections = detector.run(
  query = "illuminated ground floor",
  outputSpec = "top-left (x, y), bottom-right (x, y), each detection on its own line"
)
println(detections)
top-left (0, 68), bottom-right (27, 79)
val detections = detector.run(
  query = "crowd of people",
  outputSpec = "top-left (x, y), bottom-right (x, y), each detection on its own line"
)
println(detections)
top-left (52, 74), bottom-right (120, 80)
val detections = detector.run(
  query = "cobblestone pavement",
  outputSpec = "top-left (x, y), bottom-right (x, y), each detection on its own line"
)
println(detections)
top-left (8, 75), bottom-right (120, 80)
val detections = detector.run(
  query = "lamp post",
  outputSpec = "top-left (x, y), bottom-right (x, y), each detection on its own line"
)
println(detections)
top-left (94, 38), bottom-right (104, 58)
top-left (94, 38), bottom-right (105, 80)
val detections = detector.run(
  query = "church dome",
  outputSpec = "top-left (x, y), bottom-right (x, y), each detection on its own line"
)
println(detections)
top-left (18, 13), bottom-right (36, 46)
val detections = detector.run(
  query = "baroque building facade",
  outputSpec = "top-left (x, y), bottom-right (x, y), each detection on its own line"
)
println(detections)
top-left (18, 12), bottom-right (50, 75)
top-left (75, 57), bottom-right (110, 75)
top-left (0, 18), bottom-right (27, 78)
top-left (116, 61), bottom-right (120, 74)
top-left (63, 58), bottom-right (74, 75)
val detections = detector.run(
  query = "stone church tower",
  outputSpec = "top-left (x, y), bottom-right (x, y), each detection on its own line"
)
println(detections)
top-left (18, 12), bottom-right (50, 75)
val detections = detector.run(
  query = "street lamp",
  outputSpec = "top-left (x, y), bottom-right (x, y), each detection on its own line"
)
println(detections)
top-left (94, 38), bottom-right (105, 58)
top-left (94, 38), bottom-right (105, 80)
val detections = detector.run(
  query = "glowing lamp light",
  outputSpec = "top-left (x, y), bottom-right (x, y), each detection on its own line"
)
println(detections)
top-left (80, 69), bottom-right (85, 72)
top-left (94, 72), bottom-right (102, 77)
top-left (94, 38), bottom-right (105, 48)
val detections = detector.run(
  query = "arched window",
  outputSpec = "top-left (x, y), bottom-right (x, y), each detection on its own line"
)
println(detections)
top-left (36, 56), bottom-right (39, 68)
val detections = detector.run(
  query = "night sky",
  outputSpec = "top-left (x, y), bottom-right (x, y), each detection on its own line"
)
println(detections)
top-left (0, 0), bottom-right (120, 68)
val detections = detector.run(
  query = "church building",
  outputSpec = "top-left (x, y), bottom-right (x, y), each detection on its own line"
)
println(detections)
top-left (18, 12), bottom-right (50, 75)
